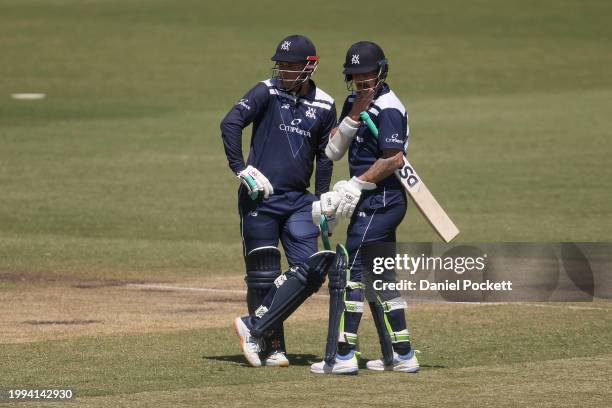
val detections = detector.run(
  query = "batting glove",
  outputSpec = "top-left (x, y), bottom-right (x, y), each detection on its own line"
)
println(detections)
top-left (334, 177), bottom-right (376, 218)
top-left (238, 165), bottom-right (274, 199)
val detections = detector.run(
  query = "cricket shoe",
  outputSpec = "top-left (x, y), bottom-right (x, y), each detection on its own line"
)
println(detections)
top-left (310, 351), bottom-right (358, 375)
top-left (366, 350), bottom-right (420, 373)
top-left (233, 316), bottom-right (262, 367)
top-left (264, 351), bottom-right (289, 367)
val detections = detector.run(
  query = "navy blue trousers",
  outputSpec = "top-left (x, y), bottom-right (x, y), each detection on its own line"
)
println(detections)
top-left (238, 186), bottom-right (319, 266)
top-left (340, 189), bottom-right (411, 354)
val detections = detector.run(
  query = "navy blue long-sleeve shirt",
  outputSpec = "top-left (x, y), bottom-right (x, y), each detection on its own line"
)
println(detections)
top-left (221, 78), bottom-right (336, 195)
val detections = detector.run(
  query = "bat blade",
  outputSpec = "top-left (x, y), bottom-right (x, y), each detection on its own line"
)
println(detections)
top-left (395, 157), bottom-right (459, 243)
top-left (359, 111), bottom-right (459, 242)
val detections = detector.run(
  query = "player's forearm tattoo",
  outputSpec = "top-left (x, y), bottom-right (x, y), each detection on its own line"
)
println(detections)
top-left (359, 151), bottom-right (404, 184)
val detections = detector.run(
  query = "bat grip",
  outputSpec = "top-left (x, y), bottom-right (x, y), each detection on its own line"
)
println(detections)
top-left (243, 175), bottom-right (260, 200)
top-left (319, 215), bottom-right (331, 250)
top-left (359, 111), bottom-right (379, 138)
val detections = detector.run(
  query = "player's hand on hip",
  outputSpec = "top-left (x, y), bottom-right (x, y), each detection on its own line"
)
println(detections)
top-left (237, 165), bottom-right (274, 199)
top-left (334, 177), bottom-right (376, 218)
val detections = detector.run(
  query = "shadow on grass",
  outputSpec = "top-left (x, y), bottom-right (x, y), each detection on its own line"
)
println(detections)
top-left (356, 360), bottom-right (447, 370)
top-left (205, 355), bottom-right (448, 369)
top-left (204, 354), bottom-right (321, 366)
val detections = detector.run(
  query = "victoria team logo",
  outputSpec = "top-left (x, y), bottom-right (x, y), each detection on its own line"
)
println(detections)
top-left (281, 41), bottom-right (291, 51)
top-left (351, 54), bottom-right (360, 65)
top-left (305, 107), bottom-right (317, 119)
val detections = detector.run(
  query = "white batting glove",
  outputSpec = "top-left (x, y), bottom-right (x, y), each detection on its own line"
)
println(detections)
top-left (320, 191), bottom-right (341, 215)
top-left (312, 191), bottom-right (341, 225)
top-left (237, 165), bottom-right (274, 199)
top-left (334, 177), bottom-right (376, 218)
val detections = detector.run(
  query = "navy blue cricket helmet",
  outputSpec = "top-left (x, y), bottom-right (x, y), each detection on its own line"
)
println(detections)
top-left (271, 34), bottom-right (319, 91)
top-left (271, 34), bottom-right (318, 62)
top-left (343, 41), bottom-right (388, 91)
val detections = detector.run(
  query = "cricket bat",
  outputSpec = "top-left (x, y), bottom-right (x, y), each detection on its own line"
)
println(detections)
top-left (360, 111), bottom-right (459, 243)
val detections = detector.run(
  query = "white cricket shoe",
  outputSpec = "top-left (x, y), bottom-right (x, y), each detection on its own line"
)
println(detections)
top-left (366, 350), bottom-right (420, 373)
top-left (233, 317), bottom-right (262, 367)
top-left (264, 351), bottom-right (289, 367)
top-left (310, 352), bottom-right (359, 375)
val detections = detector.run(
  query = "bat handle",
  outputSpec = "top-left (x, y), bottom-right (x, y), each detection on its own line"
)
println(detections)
top-left (319, 215), bottom-right (331, 250)
top-left (359, 111), bottom-right (379, 138)
top-left (243, 175), bottom-right (260, 200)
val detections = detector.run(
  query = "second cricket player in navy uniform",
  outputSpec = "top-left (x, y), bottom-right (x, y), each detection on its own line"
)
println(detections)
top-left (311, 41), bottom-right (420, 374)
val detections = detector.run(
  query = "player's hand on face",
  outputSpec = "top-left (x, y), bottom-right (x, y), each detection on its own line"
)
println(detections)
top-left (237, 165), bottom-right (274, 199)
top-left (348, 89), bottom-right (375, 121)
top-left (333, 177), bottom-right (376, 218)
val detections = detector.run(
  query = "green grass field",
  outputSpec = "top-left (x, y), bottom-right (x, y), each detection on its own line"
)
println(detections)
top-left (1, 0), bottom-right (611, 406)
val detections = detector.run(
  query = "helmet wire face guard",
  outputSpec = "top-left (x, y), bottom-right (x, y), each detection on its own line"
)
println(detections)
top-left (272, 56), bottom-right (319, 92)
top-left (345, 59), bottom-right (388, 93)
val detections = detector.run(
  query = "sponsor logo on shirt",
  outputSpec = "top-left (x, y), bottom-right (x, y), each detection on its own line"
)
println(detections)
top-left (236, 98), bottom-right (250, 110)
top-left (279, 118), bottom-right (311, 137)
top-left (385, 133), bottom-right (403, 144)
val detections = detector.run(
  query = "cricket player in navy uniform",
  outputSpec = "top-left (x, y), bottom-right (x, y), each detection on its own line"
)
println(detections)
top-left (221, 35), bottom-right (336, 367)
top-left (310, 41), bottom-right (420, 374)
